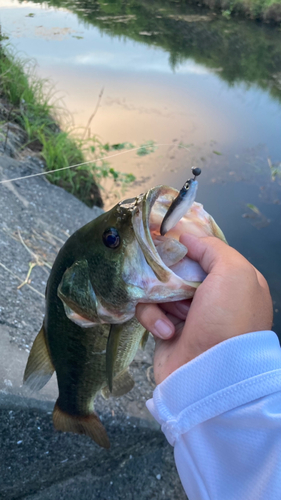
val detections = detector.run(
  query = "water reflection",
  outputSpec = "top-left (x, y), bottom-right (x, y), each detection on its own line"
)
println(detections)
top-left (15, 0), bottom-right (281, 100)
top-left (1, 0), bottom-right (281, 333)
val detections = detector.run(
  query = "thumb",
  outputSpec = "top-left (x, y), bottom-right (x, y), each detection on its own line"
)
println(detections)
top-left (179, 234), bottom-right (230, 274)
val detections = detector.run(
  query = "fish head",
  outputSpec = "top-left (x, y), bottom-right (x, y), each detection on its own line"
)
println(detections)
top-left (57, 196), bottom-right (138, 326)
top-left (58, 186), bottom-right (226, 327)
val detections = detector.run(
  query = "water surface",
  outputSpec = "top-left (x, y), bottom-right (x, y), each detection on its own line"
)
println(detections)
top-left (1, 0), bottom-right (281, 333)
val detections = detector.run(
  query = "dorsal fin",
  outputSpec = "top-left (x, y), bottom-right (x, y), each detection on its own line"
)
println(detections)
top-left (53, 402), bottom-right (110, 449)
top-left (23, 325), bottom-right (54, 391)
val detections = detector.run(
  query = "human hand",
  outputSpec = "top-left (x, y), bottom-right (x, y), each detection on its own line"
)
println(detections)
top-left (136, 234), bottom-right (273, 384)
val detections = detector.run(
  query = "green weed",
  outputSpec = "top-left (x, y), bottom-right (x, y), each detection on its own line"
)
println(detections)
top-left (0, 42), bottom-right (141, 207)
top-left (136, 140), bottom-right (157, 156)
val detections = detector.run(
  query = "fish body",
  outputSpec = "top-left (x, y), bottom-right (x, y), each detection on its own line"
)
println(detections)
top-left (24, 185), bottom-right (226, 448)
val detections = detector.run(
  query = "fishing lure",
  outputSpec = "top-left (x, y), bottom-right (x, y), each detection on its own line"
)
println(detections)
top-left (160, 167), bottom-right (201, 236)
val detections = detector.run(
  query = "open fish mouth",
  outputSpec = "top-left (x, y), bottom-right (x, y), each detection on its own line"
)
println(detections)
top-left (131, 185), bottom-right (225, 301)
top-left (58, 184), bottom-right (227, 328)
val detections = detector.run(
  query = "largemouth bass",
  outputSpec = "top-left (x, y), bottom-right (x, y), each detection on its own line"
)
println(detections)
top-left (23, 183), bottom-right (226, 449)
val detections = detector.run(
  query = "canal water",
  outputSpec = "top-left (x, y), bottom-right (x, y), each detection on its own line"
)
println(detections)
top-left (1, 0), bottom-right (281, 334)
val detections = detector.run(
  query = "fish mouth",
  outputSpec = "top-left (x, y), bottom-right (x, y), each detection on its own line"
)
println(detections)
top-left (131, 185), bottom-right (207, 297)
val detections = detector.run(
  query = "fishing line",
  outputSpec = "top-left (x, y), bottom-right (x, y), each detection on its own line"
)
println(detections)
top-left (0, 143), bottom-right (187, 186)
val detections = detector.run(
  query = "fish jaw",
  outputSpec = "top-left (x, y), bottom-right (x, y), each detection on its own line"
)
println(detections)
top-left (127, 185), bottom-right (226, 303)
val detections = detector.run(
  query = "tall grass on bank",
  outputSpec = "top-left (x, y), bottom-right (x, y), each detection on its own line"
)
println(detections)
top-left (0, 40), bottom-right (136, 207)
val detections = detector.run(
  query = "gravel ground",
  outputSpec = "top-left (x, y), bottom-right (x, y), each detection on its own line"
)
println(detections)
top-left (0, 394), bottom-right (186, 500)
top-left (0, 114), bottom-right (186, 498)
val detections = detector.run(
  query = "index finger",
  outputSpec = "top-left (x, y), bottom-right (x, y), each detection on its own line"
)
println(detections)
top-left (135, 303), bottom-right (175, 339)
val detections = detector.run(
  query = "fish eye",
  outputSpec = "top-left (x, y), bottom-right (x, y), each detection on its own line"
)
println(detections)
top-left (102, 228), bottom-right (120, 249)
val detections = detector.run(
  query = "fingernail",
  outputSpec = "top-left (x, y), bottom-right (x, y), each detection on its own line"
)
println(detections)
top-left (154, 319), bottom-right (173, 339)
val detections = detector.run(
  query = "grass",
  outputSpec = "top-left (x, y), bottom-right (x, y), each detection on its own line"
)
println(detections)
top-left (217, 0), bottom-right (281, 21)
top-left (0, 36), bottom-right (137, 208)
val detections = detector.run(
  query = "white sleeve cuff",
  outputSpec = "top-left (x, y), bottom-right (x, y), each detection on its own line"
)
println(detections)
top-left (146, 331), bottom-right (281, 446)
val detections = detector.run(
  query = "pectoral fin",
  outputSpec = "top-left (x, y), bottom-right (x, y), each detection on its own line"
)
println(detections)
top-left (63, 304), bottom-right (96, 328)
top-left (101, 369), bottom-right (135, 399)
top-left (58, 259), bottom-right (98, 324)
top-left (23, 325), bottom-right (54, 391)
top-left (106, 323), bottom-right (123, 393)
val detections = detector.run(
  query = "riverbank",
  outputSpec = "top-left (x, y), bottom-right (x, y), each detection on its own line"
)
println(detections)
top-left (0, 39), bottom-right (136, 211)
top-left (0, 41), bottom-right (104, 207)
top-left (197, 0), bottom-right (281, 23)
top-left (0, 101), bottom-right (184, 500)
top-left (0, 92), bottom-right (183, 500)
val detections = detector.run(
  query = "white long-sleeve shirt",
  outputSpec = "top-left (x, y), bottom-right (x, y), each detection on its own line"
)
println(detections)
top-left (146, 331), bottom-right (281, 500)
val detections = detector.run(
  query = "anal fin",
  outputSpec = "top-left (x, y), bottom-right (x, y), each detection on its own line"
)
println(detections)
top-left (53, 402), bottom-right (110, 449)
top-left (23, 325), bottom-right (54, 391)
top-left (101, 369), bottom-right (135, 399)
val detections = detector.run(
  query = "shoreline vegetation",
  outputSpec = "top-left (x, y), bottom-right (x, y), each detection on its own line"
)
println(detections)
top-left (23, 0), bottom-right (281, 26)
top-left (193, 0), bottom-right (281, 23)
top-left (0, 35), bottom-right (138, 208)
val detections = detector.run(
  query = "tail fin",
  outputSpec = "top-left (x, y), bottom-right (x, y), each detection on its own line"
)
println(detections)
top-left (53, 402), bottom-right (110, 449)
top-left (23, 325), bottom-right (54, 391)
